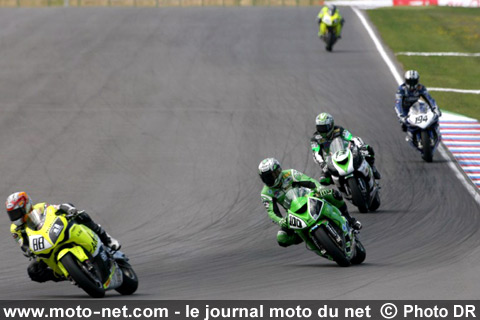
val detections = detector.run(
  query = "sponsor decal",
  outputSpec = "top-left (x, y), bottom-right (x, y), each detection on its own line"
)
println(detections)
top-left (100, 250), bottom-right (108, 261)
top-left (262, 200), bottom-right (270, 209)
top-left (293, 170), bottom-right (302, 180)
top-left (343, 130), bottom-right (352, 139)
top-left (317, 188), bottom-right (332, 197)
top-left (282, 179), bottom-right (292, 189)
top-left (52, 224), bottom-right (63, 236)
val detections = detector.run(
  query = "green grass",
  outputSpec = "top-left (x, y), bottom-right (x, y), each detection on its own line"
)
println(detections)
top-left (367, 7), bottom-right (480, 120)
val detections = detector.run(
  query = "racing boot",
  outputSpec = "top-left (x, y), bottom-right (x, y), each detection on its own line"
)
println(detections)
top-left (371, 165), bottom-right (381, 180)
top-left (277, 228), bottom-right (303, 247)
top-left (364, 150), bottom-right (381, 180)
top-left (340, 204), bottom-right (362, 231)
top-left (97, 228), bottom-right (121, 251)
top-left (28, 261), bottom-right (66, 283)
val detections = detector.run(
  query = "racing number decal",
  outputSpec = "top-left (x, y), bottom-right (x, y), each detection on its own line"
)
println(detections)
top-left (29, 234), bottom-right (52, 252)
top-left (32, 237), bottom-right (45, 251)
top-left (415, 115), bottom-right (428, 124)
top-left (289, 216), bottom-right (306, 229)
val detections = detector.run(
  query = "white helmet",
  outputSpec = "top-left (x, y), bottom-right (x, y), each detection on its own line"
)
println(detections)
top-left (258, 158), bottom-right (282, 188)
top-left (405, 70), bottom-right (419, 90)
top-left (6, 192), bottom-right (33, 226)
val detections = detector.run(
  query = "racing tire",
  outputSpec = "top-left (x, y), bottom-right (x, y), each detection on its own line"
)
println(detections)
top-left (421, 130), bottom-right (433, 162)
top-left (350, 238), bottom-right (366, 265)
top-left (115, 263), bottom-right (139, 295)
top-left (325, 32), bottom-right (335, 52)
top-left (313, 226), bottom-right (350, 267)
top-left (347, 178), bottom-right (368, 213)
top-left (369, 191), bottom-right (381, 212)
top-left (60, 253), bottom-right (105, 298)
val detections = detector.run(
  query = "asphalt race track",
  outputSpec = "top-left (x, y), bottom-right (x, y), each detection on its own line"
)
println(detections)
top-left (0, 7), bottom-right (479, 300)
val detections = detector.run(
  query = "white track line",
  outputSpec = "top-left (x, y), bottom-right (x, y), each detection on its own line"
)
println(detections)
top-left (352, 7), bottom-right (403, 84)
top-left (397, 52), bottom-right (480, 57)
top-left (352, 7), bottom-right (480, 204)
top-left (429, 88), bottom-right (480, 94)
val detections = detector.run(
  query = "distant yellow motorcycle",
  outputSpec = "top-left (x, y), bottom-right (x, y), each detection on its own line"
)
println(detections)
top-left (25, 206), bottom-right (138, 298)
top-left (317, 5), bottom-right (343, 52)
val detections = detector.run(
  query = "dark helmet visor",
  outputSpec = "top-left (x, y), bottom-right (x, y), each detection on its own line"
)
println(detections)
top-left (316, 124), bottom-right (333, 134)
top-left (260, 167), bottom-right (281, 187)
top-left (406, 78), bottom-right (418, 88)
top-left (7, 207), bottom-right (25, 222)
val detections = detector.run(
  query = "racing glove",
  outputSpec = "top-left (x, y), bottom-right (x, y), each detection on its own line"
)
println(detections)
top-left (58, 203), bottom-right (78, 217)
top-left (399, 116), bottom-right (408, 132)
top-left (278, 217), bottom-right (288, 229)
top-left (23, 248), bottom-right (34, 259)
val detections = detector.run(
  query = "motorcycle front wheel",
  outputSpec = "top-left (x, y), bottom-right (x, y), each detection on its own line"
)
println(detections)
top-left (350, 238), bottom-right (366, 265)
top-left (60, 252), bottom-right (105, 298)
top-left (325, 32), bottom-right (336, 52)
top-left (312, 226), bottom-right (350, 267)
top-left (421, 130), bottom-right (433, 162)
top-left (347, 178), bottom-right (369, 213)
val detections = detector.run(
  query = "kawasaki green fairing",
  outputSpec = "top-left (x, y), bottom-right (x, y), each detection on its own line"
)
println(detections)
top-left (285, 188), bottom-right (361, 265)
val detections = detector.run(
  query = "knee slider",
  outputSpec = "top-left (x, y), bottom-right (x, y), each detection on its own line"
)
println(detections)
top-left (28, 261), bottom-right (50, 283)
top-left (277, 231), bottom-right (291, 247)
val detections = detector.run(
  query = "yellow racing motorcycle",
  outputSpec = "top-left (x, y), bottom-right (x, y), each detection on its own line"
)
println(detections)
top-left (318, 6), bottom-right (343, 52)
top-left (25, 206), bottom-right (138, 298)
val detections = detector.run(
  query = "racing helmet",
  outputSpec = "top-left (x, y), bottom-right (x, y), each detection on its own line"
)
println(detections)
top-left (258, 158), bottom-right (283, 188)
top-left (315, 112), bottom-right (335, 139)
top-left (405, 70), bottom-right (419, 90)
top-left (6, 192), bottom-right (33, 226)
top-left (327, 4), bottom-right (337, 15)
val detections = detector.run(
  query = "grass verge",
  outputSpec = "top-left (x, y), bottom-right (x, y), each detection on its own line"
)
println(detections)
top-left (367, 6), bottom-right (480, 120)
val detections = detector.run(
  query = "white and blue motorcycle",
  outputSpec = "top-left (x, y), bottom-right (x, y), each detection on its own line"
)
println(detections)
top-left (406, 100), bottom-right (442, 162)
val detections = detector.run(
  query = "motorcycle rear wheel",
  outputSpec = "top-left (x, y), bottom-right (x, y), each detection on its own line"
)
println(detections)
top-left (313, 226), bottom-right (350, 267)
top-left (369, 191), bottom-right (381, 212)
top-left (60, 253), bottom-right (105, 298)
top-left (421, 130), bottom-right (433, 162)
top-left (115, 263), bottom-right (139, 295)
top-left (347, 178), bottom-right (369, 213)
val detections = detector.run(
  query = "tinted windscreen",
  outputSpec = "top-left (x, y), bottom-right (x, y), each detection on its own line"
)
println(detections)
top-left (309, 198), bottom-right (324, 220)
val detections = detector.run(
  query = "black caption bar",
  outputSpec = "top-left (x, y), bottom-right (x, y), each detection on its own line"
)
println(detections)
top-left (0, 301), bottom-right (478, 320)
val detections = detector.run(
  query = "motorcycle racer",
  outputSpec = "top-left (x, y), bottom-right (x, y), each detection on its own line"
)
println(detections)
top-left (311, 112), bottom-right (381, 184)
top-left (258, 158), bottom-right (362, 248)
top-left (395, 70), bottom-right (442, 133)
top-left (317, 4), bottom-right (344, 39)
top-left (6, 191), bottom-right (121, 283)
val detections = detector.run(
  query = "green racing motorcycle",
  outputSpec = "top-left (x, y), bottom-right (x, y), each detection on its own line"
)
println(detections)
top-left (285, 187), bottom-right (366, 267)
